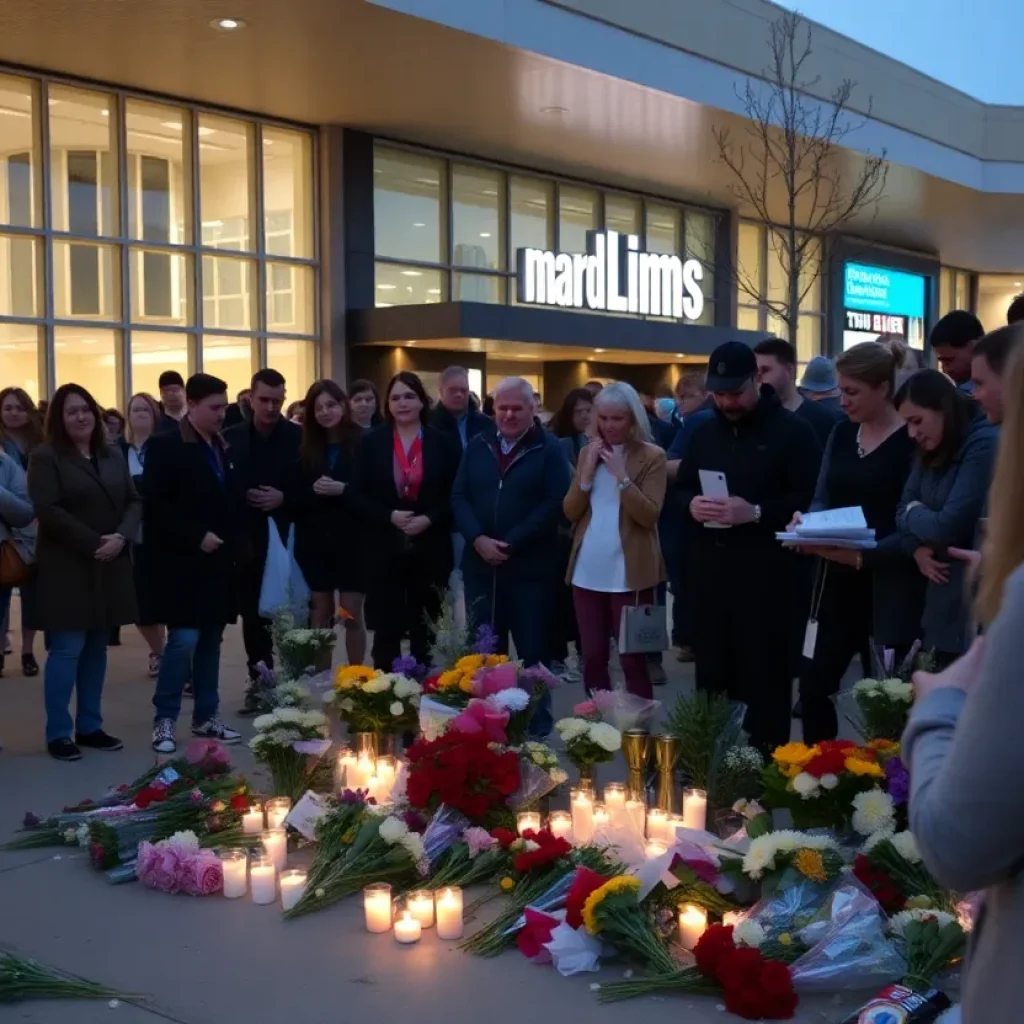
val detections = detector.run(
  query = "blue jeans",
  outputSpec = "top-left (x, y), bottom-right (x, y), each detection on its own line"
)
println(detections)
top-left (44, 630), bottom-right (108, 743)
top-left (153, 626), bottom-right (224, 725)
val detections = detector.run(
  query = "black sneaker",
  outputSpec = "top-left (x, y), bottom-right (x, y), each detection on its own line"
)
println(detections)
top-left (48, 738), bottom-right (82, 761)
top-left (21, 653), bottom-right (39, 677)
top-left (75, 729), bottom-right (123, 751)
top-left (192, 719), bottom-right (241, 744)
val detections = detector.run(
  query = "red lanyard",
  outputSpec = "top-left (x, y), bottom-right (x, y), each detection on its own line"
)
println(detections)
top-left (393, 430), bottom-right (423, 500)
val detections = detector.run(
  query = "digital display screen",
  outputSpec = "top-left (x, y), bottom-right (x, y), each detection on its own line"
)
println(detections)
top-left (843, 262), bottom-right (926, 350)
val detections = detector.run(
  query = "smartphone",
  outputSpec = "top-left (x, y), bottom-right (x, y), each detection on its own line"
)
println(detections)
top-left (698, 470), bottom-right (729, 529)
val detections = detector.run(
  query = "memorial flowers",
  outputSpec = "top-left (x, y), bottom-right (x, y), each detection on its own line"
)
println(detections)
top-left (249, 708), bottom-right (332, 802)
top-left (136, 831), bottom-right (224, 896)
top-left (328, 666), bottom-right (422, 732)
top-left (888, 910), bottom-right (966, 992)
top-left (848, 678), bottom-right (915, 742)
top-left (554, 717), bottom-right (621, 781)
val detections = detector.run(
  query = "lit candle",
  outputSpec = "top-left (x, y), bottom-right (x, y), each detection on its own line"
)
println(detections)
top-left (592, 801), bottom-right (610, 829)
top-left (265, 797), bottom-right (292, 830)
top-left (548, 811), bottom-right (573, 842)
top-left (350, 754), bottom-right (374, 792)
top-left (571, 788), bottom-right (595, 844)
top-left (646, 808), bottom-right (669, 842)
top-left (645, 839), bottom-right (668, 859)
top-left (279, 869), bottom-right (307, 912)
top-left (249, 852), bottom-right (276, 905)
top-left (365, 774), bottom-right (381, 804)
top-left (603, 783), bottom-right (627, 826)
top-left (376, 756), bottom-right (397, 800)
top-left (669, 814), bottom-right (685, 844)
top-left (394, 909), bottom-right (422, 944)
top-left (678, 904), bottom-right (708, 950)
top-left (682, 788), bottom-right (708, 832)
top-left (407, 890), bottom-right (435, 928)
top-left (436, 886), bottom-right (464, 940)
top-left (625, 798), bottom-right (646, 837)
top-left (241, 802), bottom-right (264, 835)
top-left (363, 883), bottom-right (393, 933)
top-left (516, 811), bottom-right (541, 836)
top-left (262, 828), bottom-right (287, 873)
top-left (336, 747), bottom-right (356, 791)
top-left (722, 911), bottom-right (742, 928)
top-left (219, 849), bottom-right (248, 899)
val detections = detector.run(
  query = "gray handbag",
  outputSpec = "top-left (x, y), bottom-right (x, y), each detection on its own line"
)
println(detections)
top-left (618, 594), bottom-right (669, 654)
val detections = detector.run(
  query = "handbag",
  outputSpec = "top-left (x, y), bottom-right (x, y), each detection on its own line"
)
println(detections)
top-left (0, 540), bottom-right (28, 587)
top-left (618, 592), bottom-right (669, 654)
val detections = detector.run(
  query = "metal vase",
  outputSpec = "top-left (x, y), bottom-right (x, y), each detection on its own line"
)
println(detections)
top-left (621, 729), bottom-right (651, 800)
top-left (653, 734), bottom-right (681, 812)
top-left (353, 732), bottom-right (379, 761)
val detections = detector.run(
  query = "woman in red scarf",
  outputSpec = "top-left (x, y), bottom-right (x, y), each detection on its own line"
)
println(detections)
top-left (350, 372), bottom-right (461, 669)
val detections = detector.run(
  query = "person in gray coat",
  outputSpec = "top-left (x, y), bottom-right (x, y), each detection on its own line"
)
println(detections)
top-left (0, 449), bottom-right (36, 680)
top-left (895, 370), bottom-right (998, 666)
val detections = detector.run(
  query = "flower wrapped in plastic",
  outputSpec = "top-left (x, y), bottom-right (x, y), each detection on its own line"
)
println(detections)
top-left (419, 805), bottom-right (471, 869)
top-left (416, 824), bottom-right (508, 891)
top-left (248, 708), bottom-right (333, 802)
top-left (584, 690), bottom-right (660, 732)
top-left (889, 909), bottom-right (967, 992)
top-left (506, 758), bottom-right (561, 812)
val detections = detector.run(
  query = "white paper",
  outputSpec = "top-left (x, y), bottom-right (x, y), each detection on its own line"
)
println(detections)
top-left (777, 534), bottom-right (877, 550)
top-left (803, 618), bottom-right (819, 660)
top-left (418, 696), bottom-right (461, 740)
top-left (544, 921), bottom-right (603, 976)
top-left (795, 506), bottom-right (872, 539)
top-left (285, 790), bottom-right (331, 841)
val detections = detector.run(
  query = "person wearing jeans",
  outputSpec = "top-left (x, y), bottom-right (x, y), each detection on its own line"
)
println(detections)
top-left (564, 382), bottom-right (667, 701)
top-left (152, 627), bottom-right (225, 731)
top-left (43, 630), bottom-right (108, 744)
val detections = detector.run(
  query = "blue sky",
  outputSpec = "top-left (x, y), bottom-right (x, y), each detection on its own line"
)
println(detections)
top-left (775, 1), bottom-right (1022, 103)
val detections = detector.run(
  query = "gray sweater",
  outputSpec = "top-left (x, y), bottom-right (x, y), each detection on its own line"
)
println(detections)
top-left (903, 562), bottom-right (1024, 1023)
top-left (0, 450), bottom-right (35, 561)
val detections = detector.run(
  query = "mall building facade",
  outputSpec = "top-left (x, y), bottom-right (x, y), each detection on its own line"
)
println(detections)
top-left (1, 0), bottom-right (1022, 408)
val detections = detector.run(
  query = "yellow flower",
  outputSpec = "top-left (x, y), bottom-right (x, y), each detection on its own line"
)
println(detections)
top-left (581, 875), bottom-right (640, 935)
top-left (484, 654), bottom-right (509, 668)
top-left (499, 877), bottom-right (515, 892)
top-left (867, 739), bottom-right (899, 754)
top-left (334, 665), bottom-right (377, 690)
top-left (458, 676), bottom-right (474, 694)
top-left (845, 756), bottom-right (885, 778)
top-left (455, 654), bottom-right (486, 673)
top-left (772, 742), bottom-right (816, 768)
top-left (341, 827), bottom-right (357, 845)
top-left (793, 849), bottom-right (827, 883)
top-left (437, 670), bottom-right (464, 691)
top-left (778, 933), bottom-right (792, 947)
top-left (906, 895), bottom-right (934, 910)
top-left (782, 764), bottom-right (803, 779)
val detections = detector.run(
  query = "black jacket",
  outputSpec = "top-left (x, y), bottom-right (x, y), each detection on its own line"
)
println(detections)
top-left (678, 388), bottom-right (820, 551)
top-left (141, 419), bottom-right (239, 628)
top-left (429, 400), bottom-right (492, 449)
top-left (349, 423), bottom-right (462, 581)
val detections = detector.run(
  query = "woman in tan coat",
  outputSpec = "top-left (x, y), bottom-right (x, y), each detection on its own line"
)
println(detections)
top-left (564, 381), bottom-right (667, 698)
top-left (29, 384), bottom-right (141, 761)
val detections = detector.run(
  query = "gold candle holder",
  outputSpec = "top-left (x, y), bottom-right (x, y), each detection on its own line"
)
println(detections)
top-left (621, 729), bottom-right (651, 800)
top-left (653, 734), bottom-right (681, 813)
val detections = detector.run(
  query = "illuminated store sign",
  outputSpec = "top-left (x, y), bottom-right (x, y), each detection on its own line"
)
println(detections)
top-left (842, 261), bottom-right (927, 350)
top-left (516, 230), bottom-right (705, 321)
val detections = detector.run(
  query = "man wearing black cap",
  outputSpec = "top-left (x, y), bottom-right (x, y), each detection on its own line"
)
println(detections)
top-left (676, 341), bottom-right (820, 753)
top-left (144, 373), bottom-right (241, 754)
top-left (157, 371), bottom-right (187, 433)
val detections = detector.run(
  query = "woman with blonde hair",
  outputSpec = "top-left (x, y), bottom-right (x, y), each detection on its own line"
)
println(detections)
top-left (903, 341), bottom-right (1024, 1022)
top-left (564, 381), bottom-right (667, 698)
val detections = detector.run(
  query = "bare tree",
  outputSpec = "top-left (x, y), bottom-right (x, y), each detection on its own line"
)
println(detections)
top-left (712, 9), bottom-right (888, 345)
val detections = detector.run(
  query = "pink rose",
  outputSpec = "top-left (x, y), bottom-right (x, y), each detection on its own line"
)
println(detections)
top-left (139, 845), bottom-right (183, 893)
top-left (182, 851), bottom-right (223, 896)
top-left (452, 699), bottom-right (509, 744)
top-left (471, 662), bottom-right (518, 698)
top-left (185, 738), bottom-right (230, 766)
top-left (573, 699), bottom-right (598, 719)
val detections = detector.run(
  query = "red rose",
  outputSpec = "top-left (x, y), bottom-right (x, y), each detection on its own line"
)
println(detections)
top-left (802, 747), bottom-right (848, 778)
top-left (135, 787), bottom-right (156, 809)
top-left (515, 908), bottom-right (559, 962)
top-left (694, 924), bottom-right (736, 979)
top-left (566, 866), bottom-right (610, 929)
top-left (491, 828), bottom-right (517, 848)
top-left (424, 673), bottom-right (442, 693)
top-left (718, 949), bottom-right (798, 1020)
top-left (853, 855), bottom-right (906, 914)
top-left (229, 794), bottom-right (250, 812)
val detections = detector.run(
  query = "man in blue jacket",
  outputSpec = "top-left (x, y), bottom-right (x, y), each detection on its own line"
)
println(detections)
top-left (452, 377), bottom-right (571, 738)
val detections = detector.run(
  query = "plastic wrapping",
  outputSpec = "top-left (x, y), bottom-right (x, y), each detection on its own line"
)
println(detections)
top-left (507, 758), bottom-right (560, 811)
top-left (420, 805), bottom-right (471, 868)
top-left (500, 871), bottom-right (577, 938)
top-left (589, 690), bottom-right (660, 732)
top-left (790, 880), bottom-right (905, 992)
top-left (743, 872), bottom-right (842, 939)
top-left (418, 695), bottom-right (461, 740)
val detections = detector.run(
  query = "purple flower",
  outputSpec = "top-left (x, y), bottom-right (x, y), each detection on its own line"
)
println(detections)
top-left (885, 756), bottom-right (909, 806)
top-left (22, 811), bottom-right (41, 829)
top-left (189, 788), bottom-right (204, 805)
top-left (339, 788), bottom-right (368, 805)
top-left (403, 811), bottom-right (427, 834)
top-left (472, 624), bottom-right (499, 655)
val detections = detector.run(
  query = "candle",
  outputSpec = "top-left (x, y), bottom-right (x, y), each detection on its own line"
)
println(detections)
top-left (249, 853), bottom-right (276, 905)
top-left (436, 886), bottom-right (463, 940)
top-left (241, 802), bottom-right (264, 835)
top-left (516, 811), bottom-right (541, 836)
top-left (265, 797), bottom-right (292, 830)
top-left (592, 801), bottom-right (610, 829)
top-left (279, 869), bottom-right (307, 912)
top-left (571, 788), bottom-right (595, 844)
top-left (548, 811), bottom-right (572, 842)
top-left (722, 911), bottom-right (742, 928)
top-left (262, 828), bottom-right (287, 872)
top-left (669, 814), bottom-right (685, 844)
top-left (678, 904), bottom-right (708, 950)
top-left (349, 754), bottom-right (374, 792)
top-left (363, 883), bottom-right (393, 933)
top-left (394, 909), bottom-right (422, 944)
top-left (645, 839), bottom-right (668, 859)
top-left (365, 774), bottom-right (381, 804)
top-left (336, 747), bottom-right (356, 791)
top-left (219, 849), bottom-right (248, 899)
top-left (682, 788), bottom-right (708, 832)
top-left (604, 783), bottom-right (627, 826)
top-left (625, 799), bottom-right (646, 837)
top-left (407, 890), bottom-right (435, 928)
top-left (376, 756), bottom-right (397, 800)
top-left (646, 808), bottom-right (669, 842)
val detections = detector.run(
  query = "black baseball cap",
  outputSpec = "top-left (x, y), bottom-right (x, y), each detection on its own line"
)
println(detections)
top-left (705, 341), bottom-right (757, 392)
top-left (158, 370), bottom-right (185, 390)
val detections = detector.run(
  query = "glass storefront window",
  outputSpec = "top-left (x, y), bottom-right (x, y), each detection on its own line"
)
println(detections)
top-left (374, 147), bottom-right (445, 264)
top-left (375, 262), bottom-right (445, 306)
top-left (129, 331), bottom-right (191, 400)
top-left (738, 222), bottom-right (763, 300)
top-left (510, 175), bottom-right (553, 258)
top-left (737, 306), bottom-right (761, 332)
top-left (798, 238), bottom-right (822, 313)
top-left (202, 255), bottom-right (253, 330)
top-left (266, 262), bottom-right (315, 335)
top-left (53, 240), bottom-right (119, 320)
top-left (453, 273), bottom-right (504, 303)
top-left (605, 194), bottom-right (640, 236)
top-left (646, 204), bottom-right (680, 255)
top-left (126, 100), bottom-right (189, 246)
top-left (0, 75), bottom-right (39, 227)
top-left (558, 185), bottom-right (598, 253)
top-left (0, 234), bottom-right (39, 317)
top-left (54, 326), bottom-right (119, 409)
top-left (686, 211), bottom-right (716, 319)
top-left (268, 338), bottom-right (316, 397)
top-left (0, 323), bottom-right (41, 399)
top-left (201, 334), bottom-right (253, 398)
top-left (453, 164), bottom-right (502, 270)
top-left (199, 114), bottom-right (253, 252)
top-left (129, 248), bottom-right (191, 325)
top-left (977, 274), bottom-right (1020, 333)
top-left (263, 127), bottom-right (313, 260)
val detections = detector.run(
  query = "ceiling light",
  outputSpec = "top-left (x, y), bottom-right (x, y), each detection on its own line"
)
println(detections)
top-left (540, 105), bottom-right (568, 115)
top-left (426, 288), bottom-right (441, 295)
top-left (407, 340), bottom-right (417, 345)
top-left (412, 222), bottom-right (425, 228)
top-left (400, 270), bottom-right (423, 277)
top-left (376, 283), bottom-right (396, 290)
top-left (594, 348), bottom-right (606, 354)
top-left (479, 232), bottom-right (491, 238)
top-left (210, 17), bottom-right (246, 30)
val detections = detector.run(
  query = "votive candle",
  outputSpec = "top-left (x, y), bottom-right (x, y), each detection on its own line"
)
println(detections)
top-left (265, 797), bottom-right (292, 830)
top-left (571, 788), bottom-right (595, 844)
top-left (722, 911), bottom-right (742, 928)
top-left (241, 802), bottom-right (264, 835)
top-left (279, 869), bottom-right (307, 912)
top-left (592, 801), bottom-right (610, 829)
top-left (516, 811), bottom-right (541, 836)
top-left (219, 848), bottom-right (248, 899)
top-left (407, 890), bottom-right (434, 928)
top-left (262, 828), bottom-right (287, 873)
top-left (679, 904), bottom-right (708, 950)
top-left (548, 811), bottom-right (572, 842)
top-left (669, 814), bottom-right (685, 844)
top-left (604, 782), bottom-right (627, 826)
top-left (436, 886), bottom-right (464, 940)
top-left (394, 909), bottom-right (422, 944)
top-left (645, 839), bottom-right (668, 859)
top-left (365, 774), bottom-right (381, 804)
top-left (625, 798), bottom-right (646, 837)
top-left (646, 808), bottom-right (669, 842)
top-left (376, 756), bottom-right (397, 799)
top-left (363, 883), bottom-right (393, 933)
top-left (682, 788), bottom-right (708, 832)
top-left (350, 754), bottom-right (374, 792)
top-left (336, 747), bottom-right (356, 791)
top-left (249, 852), bottom-right (276, 905)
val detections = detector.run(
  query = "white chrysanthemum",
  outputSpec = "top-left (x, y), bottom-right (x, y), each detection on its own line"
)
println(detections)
top-left (742, 835), bottom-right (777, 879)
top-left (252, 713), bottom-right (275, 731)
top-left (891, 830), bottom-right (922, 864)
top-left (361, 676), bottom-right (391, 694)
top-left (390, 701), bottom-right (406, 717)
top-left (819, 773), bottom-right (839, 790)
top-left (862, 829), bottom-right (895, 853)
top-left (555, 717), bottom-right (590, 742)
top-left (732, 919), bottom-right (766, 949)
top-left (889, 908), bottom-right (956, 938)
top-left (378, 817), bottom-right (409, 844)
top-left (792, 772), bottom-right (820, 799)
top-left (882, 679), bottom-right (913, 702)
top-left (400, 832), bottom-right (426, 862)
top-left (392, 675), bottom-right (422, 699)
top-left (300, 710), bottom-right (329, 729)
top-left (273, 708), bottom-right (306, 724)
top-left (589, 723), bottom-right (622, 753)
top-left (522, 840), bottom-right (540, 852)
top-left (168, 830), bottom-right (200, 852)
top-left (489, 688), bottom-right (530, 713)
top-left (337, 698), bottom-right (355, 713)
top-left (550, 768), bottom-right (569, 785)
top-left (852, 789), bottom-right (896, 837)
top-left (853, 678), bottom-right (882, 696)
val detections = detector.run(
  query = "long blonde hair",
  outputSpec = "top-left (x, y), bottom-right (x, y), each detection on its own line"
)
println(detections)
top-left (978, 343), bottom-right (1024, 626)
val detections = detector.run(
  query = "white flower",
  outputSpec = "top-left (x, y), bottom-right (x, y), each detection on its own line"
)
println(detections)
top-left (75, 823), bottom-right (90, 847)
top-left (167, 830), bottom-right (200, 852)
top-left (252, 713), bottom-right (275, 731)
top-left (555, 717), bottom-right (589, 743)
top-left (732, 919), bottom-right (766, 949)
top-left (889, 908), bottom-right (957, 938)
top-left (862, 829), bottom-right (895, 853)
top-left (792, 772), bottom-right (820, 799)
top-left (742, 836), bottom-right (775, 880)
top-left (852, 789), bottom-right (897, 837)
top-left (338, 698), bottom-right (355, 713)
top-left (361, 676), bottom-right (391, 694)
top-left (742, 830), bottom-right (837, 880)
top-left (390, 701), bottom-right (406, 717)
top-left (588, 723), bottom-right (622, 753)
top-left (819, 773), bottom-right (839, 790)
top-left (732, 798), bottom-right (765, 820)
top-left (489, 688), bottom-right (530, 713)
top-left (400, 832), bottom-right (426, 863)
top-left (392, 675), bottom-right (422, 699)
top-left (300, 710), bottom-right (329, 729)
top-left (881, 679), bottom-right (913, 702)
top-left (62, 828), bottom-right (76, 844)
top-left (550, 768), bottom-right (569, 785)
top-left (378, 817), bottom-right (409, 844)
top-left (523, 840), bottom-right (540, 852)
top-left (853, 678), bottom-right (882, 696)
top-left (891, 830), bottom-right (922, 864)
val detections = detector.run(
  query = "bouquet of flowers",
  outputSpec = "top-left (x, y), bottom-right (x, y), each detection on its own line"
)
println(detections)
top-left (516, 741), bottom-right (568, 788)
top-left (249, 708), bottom-right (332, 802)
top-left (245, 662), bottom-right (313, 714)
top-left (136, 830), bottom-right (224, 896)
top-left (644, 848), bottom-right (746, 919)
top-left (854, 831), bottom-right (951, 915)
top-left (584, 875), bottom-right (678, 973)
top-left (426, 592), bottom-right (497, 672)
top-left (0, 953), bottom-right (142, 1004)
top-left (888, 909), bottom-right (966, 992)
top-left (424, 653), bottom-right (510, 707)
top-left (841, 678), bottom-right (915, 743)
top-left (328, 666), bottom-right (422, 733)
top-left (303, 789), bottom-right (379, 894)
top-left (270, 608), bottom-right (335, 677)
top-left (666, 691), bottom-right (745, 790)
top-left (554, 717), bottom-right (621, 782)
top-left (736, 830), bottom-right (844, 893)
top-left (416, 825), bottom-right (508, 891)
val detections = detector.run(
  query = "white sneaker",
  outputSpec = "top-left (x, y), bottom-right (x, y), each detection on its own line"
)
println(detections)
top-left (191, 719), bottom-right (241, 744)
top-left (152, 718), bottom-right (177, 754)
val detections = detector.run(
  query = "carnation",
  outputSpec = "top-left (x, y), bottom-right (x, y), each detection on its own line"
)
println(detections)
top-left (588, 722), bottom-right (621, 753)
top-left (891, 830), bottom-right (922, 864)
top-left (852, 789), bottom-right (897, 837)
top-left (392, 676), bottom-right (422, 699)
top-left (489, 688), bottom-right (530, 713)
top-left (889, 908), bottom-right (956, 938)
top-left (881, 680), bottom-right (913, 702)
top-left (361, 676), bottom-right (392, 694)
top-left (731, 919), bottom-right (766, 949)
top-left (167, 830), bottom-right (200, 852)
top-left (819, 773), bottom-right (839, 790)
top-left (378, 816), bottom-right (410, 844)
top-left (390, 701), bottom-right (405, 717)
top-left (862, 829), bottom-right (895, 853)
top-left (792, 772), bottom-right (820, 799)
top-left (555, 717), bottom-right (589, 743)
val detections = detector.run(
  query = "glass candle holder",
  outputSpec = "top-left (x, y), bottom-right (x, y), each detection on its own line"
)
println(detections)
top-left (548, 811), bottom-right (572, 842)
top-left (645, 839), bottom-right (668, 859)
top-left (625, 798), bottom-right (646, 837)
top-left (279, 868), bottom-right (307, 912)
top-left (394, 909), bottom-right (421, 944)
top-left (407, 890), bottom-right (435, 928)
top-left (219, 848), bottom-right (248, 899)
top-left (335, 747), bottom-right (356, 792)
top-left (265, 797), bottom-right (292, 830)
top-left (262, 828), bottom-right (287, 872)
top-left (646, 807), bottom-right (669, 841)
top-left (249, 851), bottom-right (276, 905)
top-left (516, 811), bottom-right (541, 835)
top-left (592, 801), bottom-right (610, 829)
top-left (682, 788), bottom-right (708, 832)
top-left (570, 787), bottom-right (595, 844)
top-left (363, 882), bottom-right (393, 933)
top-left (435, 886), bottom-right (463, 940)
top-left (678, 904), bottom-right (708, 950)
top-left (376, 755), bottom-right (397, 797)
top-left (241, 802), bottom-right (264, 835)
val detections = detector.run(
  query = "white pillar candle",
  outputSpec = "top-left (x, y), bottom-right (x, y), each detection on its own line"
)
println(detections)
top-left (241, 803), bottom-right (264, 835)
top-left (219, 849), bottom-right (248, 899)
top-left (646, 808), bottom-right (669, 842)
top-left (435, 887), bottom-right (463, 940)
top-left (571, 788), bottom-right (595, 844)
top-left (548, 811), bottom-right (572, 842)
top-left (350, 754), bottom-right (374, 792)
top-left (603, 783), bottom-right (627, 826)
top-left (265, 797), bottom-right (292, 831)
top-left (669, 814), bottom-right (685, 844)
top-left (678, 904), bottom-right (708, 950)
top-left (249, 854), bottom-right (276, 905)
top-left (592, 802), bottom-right (610, 830)
top-left (516, 811), bottom-right (541, 836)
top-left (262, 828), bottom-right (287, 873)
top-left (365, 774), bottom-right (381, 804)
top-left (682, 788), bottom-right (708, 832)
top-left (364, 883), bottom-right (393, 933)
top-left (625, 799), bottom-right (646, 837)
top-left (376, 756), bottom-right (397, 801)
top-left (645, 839), bottom-right (668, 859)
top-left (279, 869), bottom-right (307, 912)
top-left (407, 891), bottom-right (435, 928)
top-left (336, 748), bottom-right (356, 791)
top-left (394, 909), bottom-right (422, 944)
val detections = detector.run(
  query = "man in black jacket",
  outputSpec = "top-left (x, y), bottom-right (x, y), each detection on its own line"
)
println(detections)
top-left (223, 368), bottom-right (302, 710)
top-left (678, 342), bottom-right (820, 753)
